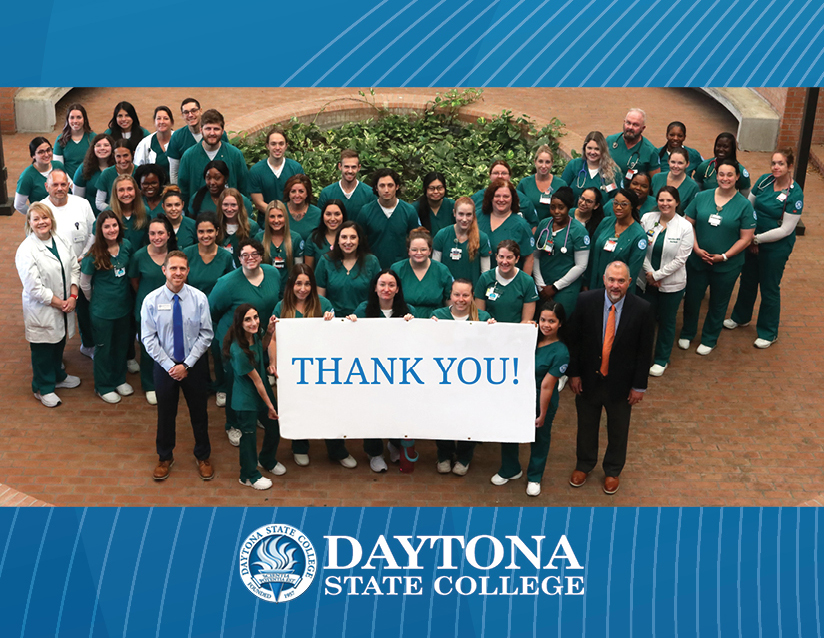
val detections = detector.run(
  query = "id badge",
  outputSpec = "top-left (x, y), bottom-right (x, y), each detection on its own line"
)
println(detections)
top-left (605, 182), bottom-right (617, 193)
top-left (604, 238), bottom-right (618, 252)
top-left (777, 193), bottom-right (787, 202)
top-left (625, 169), bottom-right (637, 181)
top-left (486, 286), bottom-right (499, 301)
top-left (225, 244), bottom-right (233, 254)
top-left (708, 214), bottom-right (722, 227)
top-left (539, 192), bottom-right (552, 204)
top-left (450, 247), bottom-right (462, 260)
top-left (273, 256), bottom-right (285, 269)
top-left (114, 267), bottom-right (125, 278)
top-left (157, 303), bottom-right (172, 311)
top-left (543, 242), bottom-right (554, 255)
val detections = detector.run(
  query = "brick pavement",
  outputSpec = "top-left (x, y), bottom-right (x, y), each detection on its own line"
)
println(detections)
top-left (0, 87), bottom-right (821, 508)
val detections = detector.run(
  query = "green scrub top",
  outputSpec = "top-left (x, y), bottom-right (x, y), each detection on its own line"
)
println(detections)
top-left (693, 158), bottom-right (751, 192)
top-left (230, 333), bottom-right (274, 411)
top-left (166, 127), bottom-right (230, 161)
top-left (287, 204), bottom-right (322, 241)
top-left (104, 126), bottom-right (151, 139)
top-left (560, 158), bottom-right (623, 201)
top-left (119, 213), bottom-right (150, 250)
top-left (535, 340), bottom-right (569, 413)
top-left (516, 175), bottom-right (569, 221)
top-left (304, 235), bottom-right (332, 261)
top-left (80, 239), bottom-right (134, 320)
top-left (273, 295), bottom-right (335, 318)
top-left (178, 142), bottom-right (250, 205)
top-left (412, 198), bottom-right (456, 236)
top-left (473, 268), bottom-right (539, 324)
top-left (472, 189), bottom-right (538, 228)
top-left (254, 229), bottom-right (305, 299)
top-left (432, 225), bottom-right (492, 286)
top-left (317, 180), bottom-right (376, 221)
top-left (314, 253), bottom-right (381, 316)
top-left (220, 220), bottom-right (261, 268)
top-left (73, 165), bottom-right (105, 210)
top-left (431, 306), bottom-right (492, 321)
top-left (588, 217), bottom-right (648, 290)
top-left (603, 196), bottom-right (657, 217)
top-left (149, 134), bottom-right (170, 173)
top-left (649, 228), bottom-right (666, 271)
top-left (357, 200), bottom-right (420, 269)
top-left (685, 190), bottom-right (756, 273)
top-left (750, 174), bottom-right (804, 250)
top-left (389, 258), bottom-right (454, 318)
top-left (173, 216), bottom-right (198, 249)
top-left (208, 264), bottom-right (282, 345)
top-left (534, 217), bottom-right (590, 287)
top-left (143, 197), bottom-right (164, 218)
top-left (16, 162), bottom-right (66, 204)
top-left (55, 132), bottom-right (95, 179)
top-left (605, 133), bottom-right (660, 179)
top-left (248, 157), bottom-right (304, 206)
top-left (352, 301), bottom-right (417, 318)
top-left (188, 191), bottom-right (254, 219)
top-left (650, 172), bottom-right (699, 214)
top-left (655, 145), bottom-right (703, 177)
top-left (182, 244), bottom-right (235, 297)
top-left (128, 247), bottom-right (167, 321)
top-left (476, 212), bottom-right (535, 267)
top-left (97, 165), bottom-right (136, 205)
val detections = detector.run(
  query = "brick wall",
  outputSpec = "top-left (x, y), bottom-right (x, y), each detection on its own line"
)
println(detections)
top-left (754, 87), bottom-right (787, 114)
top-left (0, 88), bottom-right (18, 134)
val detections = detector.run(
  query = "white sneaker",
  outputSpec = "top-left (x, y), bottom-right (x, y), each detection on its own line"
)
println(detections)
top-left (97, 391), bottom-right (121, 404)
top-left (55, 375), bottom-right (81, 389)
top-left (34, 392), bottom-right (61, 408)
top-left (490, 471), bottom-right (522, 486)
top-left (116, 383), bottom-right (134, 396)
top-left (677, 339), bottom-right (690, 350)
top-left (754, 337), bottom-right (776, 349)
top-left (386, 441), bottom-right (400, 463)
top-left (339, 455), bottom-right (358, 469)
top-left (370, 455), bottom-right (388, 473)
top-left (258, 461), bottom-right (287, 476)
top-left (696, 344), bottom-right (714, 356)
top-left (723, 319), bottom-right (748, 330)
top-left (80, 345), bottom-right (95, 359)
top-left (126, 359), bottom-right (140, 374)
top-left (526, 482), bottom-right (541, 497)
top-left (436, 459), bottom-right (452, 474)
top-left (215, 392), bottom-right (226, 407)
top-left (240, 476), bottom-right (272, 490)
top-left (145, 391), bottom-right (157, 405)
top-left (452, 462), bottom-right (469, 476)
top-left (649, 364), bottom-right (667, 377)
top-left (293, 453), bottom-right (310, 467)
top-left (557, 375), bottom-right (568, 392)
top-left (227, 427), bottom-right (242, 447)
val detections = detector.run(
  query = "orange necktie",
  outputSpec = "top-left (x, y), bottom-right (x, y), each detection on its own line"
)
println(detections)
top-left (600, 304), bottom-right (615, 377)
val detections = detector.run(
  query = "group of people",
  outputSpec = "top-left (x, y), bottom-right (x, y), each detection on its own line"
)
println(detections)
top-left (14, 99), bottom-right (803, 497)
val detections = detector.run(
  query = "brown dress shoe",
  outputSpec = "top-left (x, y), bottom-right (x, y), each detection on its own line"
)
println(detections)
top-left (569, 470), bottom-right (588, 487)
top-left (153, 459), bottom-right (174, 481)
top-left (604, 476), bottom-right (620, 495)
top-left (198, 458), bottom-right (215, 481)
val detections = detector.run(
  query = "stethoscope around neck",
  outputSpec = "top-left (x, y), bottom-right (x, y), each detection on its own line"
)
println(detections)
top-left (536, 220), bottom-right (571, 254)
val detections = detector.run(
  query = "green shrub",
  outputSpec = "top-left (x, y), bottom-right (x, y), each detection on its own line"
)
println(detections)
top-left (229, 89), bottom-right (566, 203)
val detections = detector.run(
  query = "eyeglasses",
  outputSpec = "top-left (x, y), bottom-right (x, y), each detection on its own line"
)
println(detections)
top-left (239, 252), bottom-right (261, 260)
top-left (579, 197), bottom-right (595, 205)
top-left (613, 201), bottom-right (630, 208)
top-left (181, 108), bottom-right (200, 116)
top-left (427, 185), bottom-right (445, 192)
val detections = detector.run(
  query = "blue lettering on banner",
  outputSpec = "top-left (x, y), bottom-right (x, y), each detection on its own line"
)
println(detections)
top-left (400, 358), bottom-right (424, 385)
top-left (433, 357), bottom-right (458, 384)
top-left (457, 358), bottom-right (481, 384)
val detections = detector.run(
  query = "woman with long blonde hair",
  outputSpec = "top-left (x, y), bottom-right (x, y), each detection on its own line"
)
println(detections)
top-left (432, 196), bottom-right (492, 287)
top-left (217, 187), bottom-right (259, 267)
top-left (257, 200), bottom-right (304, 300)
top-left (560, 131), bottom-right (623, 200)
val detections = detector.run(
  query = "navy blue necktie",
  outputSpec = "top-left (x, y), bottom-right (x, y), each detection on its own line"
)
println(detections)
top-left (173, 294), bottom-right (185, 362)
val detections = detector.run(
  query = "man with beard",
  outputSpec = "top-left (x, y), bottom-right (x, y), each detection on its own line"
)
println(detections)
top-left (607, 108), bottom-right (660, 185)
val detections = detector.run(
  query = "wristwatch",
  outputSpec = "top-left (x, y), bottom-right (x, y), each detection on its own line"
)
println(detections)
top-left (721, 253), bottom-right (728, 262)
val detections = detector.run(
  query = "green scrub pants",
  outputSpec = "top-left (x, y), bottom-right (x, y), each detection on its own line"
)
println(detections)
top-left (640, 285), bottom-right (685, 366)
top-left (137, 326), bottom-right (155, 393)
top-left (291, 438), bottom-right (350, 461)
top-left (91, 314), bottom-right (130, 394)
top-left (499, 405), bottom-right (556, 482)
top-left (436, 440), bottom-right (477, 466)
top-left (76, 291), bottom-right (94, 348)
top-left (237, 409), bottom-right (279, 483)
top-left (30, 338), bottom-right (67, 394)
top-left (730, 244), bottom-right (792, 342)
top-left (680, 262), bottom-right (742, 348)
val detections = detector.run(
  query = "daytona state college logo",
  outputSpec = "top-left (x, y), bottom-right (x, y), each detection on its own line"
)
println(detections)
top-left (239, 524), bottom-right (317, 603)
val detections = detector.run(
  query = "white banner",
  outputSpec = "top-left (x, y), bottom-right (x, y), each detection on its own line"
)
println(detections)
top-left (275, 318), bottom-right (537, 443)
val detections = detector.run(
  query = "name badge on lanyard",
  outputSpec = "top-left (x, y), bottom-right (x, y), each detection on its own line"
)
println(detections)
top-left (708, 214), bottom-right (722, 227)
top-left (450, 247), bottom-right (462, 260)
top-left (115, 267), bottom-right (126, 277)
top-left (777, 192), bottom-right (787, 202)
top-left (539, 191), bottom-right (553, 205)
top-left (605, 182), bottom-right (617, 193)
top-left (625, 169), bottom-right (637, 181)
top-left (604, 238), bottom-right (618, 252)
top-left (485, 285), bottom-right (500, 301)
top-left (273, 256), bottom-right (285, 268)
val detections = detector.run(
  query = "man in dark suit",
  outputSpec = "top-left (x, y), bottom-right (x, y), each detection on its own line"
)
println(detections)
top-left (567, 261), bottom-right (654, 495)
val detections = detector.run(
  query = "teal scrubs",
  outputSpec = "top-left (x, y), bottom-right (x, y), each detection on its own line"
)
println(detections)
top-left (288, 204), bottom-right (322, 241)
top-left (183, 245), bottom-right (235, 297)
top-left (304, 235), bottom-right (332, 262)
top-left (314, 254), bottom-right (381, 316)
top-left (473, 268), bottom-right (539, 324)
top-left (254, 229), bottom-right (305, 300)
top-left (516, 175), bottom-right (569, 221)
top-left (97, 165), bottom-right (136, 206)
top-left (431, 306), bottom-right (492, 321)
top-left (104, 126), bottom-right (150, 139)
top-left (172, 216), bottom-right (198, 249)
top-left (639, 228), bottom-right (684, 367)
top-left (317, 180), bottom-right (376, 221)
top-left (412, 198), bottom-right (456, 236)
top-left (143, 197), bottom-right (164, 218)
top-left (588, 217), bottom-right (648, 291)
top-left (188, 191), bottom-right (254, 219)
top-left (220, 220), bottom-right (261, 268)
top-left (534, 217), bottom-right (590, 315)
top-left (560, 158), bottom-right (623, 201)
top-left (432, 225), bottom-right (492, 286)
top-left (472, 188), bottom-right (538, 229)
top-left (16, 162), bottom-right (66, 205)
top-left (55, 132), bottom-right (95, 179)
top-left (73, 165), bottom-right (105, 210)
top-left (81, 239), bottom-right (134, 394)
top-left (248, 157), bottom-right (303, 208)
top-left (128, 247), bottom-right (167, 392)
top-left (605, 133), bottom-right (660, 180)
top-left (166, 127), bottom-right (230, 162)
top-left (603, 196), bottom-right (657, 217)
top-left (694, 158), bottom-right (751, 192)
top-left (178, 142), bottom-right (250, 204)
top-left (476, 212), bottom-right (535, 269)
top-left (273, 295), bottom-right (335, 318)
top-left (681, 190), bottom-right (756, 347)
top-left (731, 174), bottom-right (803, 342)
top-left (357, 200), bottom-right (419, 269)
top-left (120, 213), bottom-right (149, 250)
top-left (389, 259), bottom-right (454, 318)
top-left (352, 301), bottom-right (417, 318)
top-left (148, 134), bottom-right (170, 174)
top-left (650, 172), bottom-right (699, 214)
top-left (500, 340), bottom-right (569, 481)
top-left (656, 145), bottom-right (703, 177)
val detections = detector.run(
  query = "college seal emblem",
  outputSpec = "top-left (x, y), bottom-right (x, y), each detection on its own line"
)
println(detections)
top-left (239, 524), bottom-right (317, 603)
